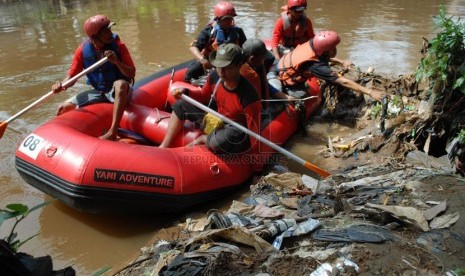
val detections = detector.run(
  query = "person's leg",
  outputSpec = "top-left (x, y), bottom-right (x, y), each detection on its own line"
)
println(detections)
top-left (56, 102), bottom-right (76, 115)
top-left (185, 134), bottom-right (207, 147)
top-left (206, 124), bottom-right (249, 154)
top-left (56, 90), bottom-right (103, 116)
top-left (100, 80), bottom-right (131, 140)
top-left (160, 99), bottom-right (205, 148)
top-left (159, 112), bottom-right (184, 148)
top-left (184, 61), bottom-right (205, 83)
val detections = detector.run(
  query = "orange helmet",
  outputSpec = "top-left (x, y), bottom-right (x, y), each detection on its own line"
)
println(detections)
top-left (214, 1), bottom-right (237, 20)
top-left (83, 15), bottom-right (114, 37)
top-left (288, 0), bottom-right (307, 9)
top-left (313, 31), bottom-right (340, 56)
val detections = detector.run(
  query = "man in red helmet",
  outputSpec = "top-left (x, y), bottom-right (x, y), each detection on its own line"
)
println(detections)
top-left (52, 15), bottom-right (136, 140)
top-left (184, 1), bottom-right (247, 83)
top-left (271, 0), bottom-right (315, 61)
top-left (276, 31), bottom-right (386, 102)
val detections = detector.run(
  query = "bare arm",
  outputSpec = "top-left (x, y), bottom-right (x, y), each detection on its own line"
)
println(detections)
top-left (189, 45), bottom-right (204, 61)
top-left (104, 50), bottom-right (135, 79)
top-left (272, 47), bottom-right (281, 60)
top-left (330, 57), bottom-right (353, 69)
top-left (334, 76), bottom-right (386, 102)
top-left (189, 45), bottom-right (212, 70)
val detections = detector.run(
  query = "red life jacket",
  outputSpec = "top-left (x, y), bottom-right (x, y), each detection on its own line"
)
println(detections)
top-left (281, 11), bottom-right (309, 48)
top-left (278, 40), bottom-right (319, 86)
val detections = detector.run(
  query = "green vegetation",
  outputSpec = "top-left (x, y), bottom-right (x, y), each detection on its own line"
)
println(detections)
top-left (458, 129), bottom-right (465, 144)
top-left (370, 102), bottom-right (382, 119)
top-left (412, 6), bottom-right (465, 157)
top-left (0, 201), bottom-right (50, 252)
top-left (416, 5), bottom-right (465, 95)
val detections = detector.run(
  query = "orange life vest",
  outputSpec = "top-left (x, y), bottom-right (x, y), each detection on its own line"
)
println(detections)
top-left (281, 11), bottom-right (309, 48)
top-left (278, 40), bottom-right (319, 86)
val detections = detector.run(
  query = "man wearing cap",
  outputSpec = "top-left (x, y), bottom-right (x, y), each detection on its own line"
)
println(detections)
top-left (241, 39), bottom-right (296, 110)
top-left (160, 44), bottom-right (262, 168)
top-left (52, 15), bottom-right (135, 140)
top-left (184, 1), bottom-right (247, 83)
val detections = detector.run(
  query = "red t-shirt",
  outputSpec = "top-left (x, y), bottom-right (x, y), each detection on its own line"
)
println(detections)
top-left (272, 14), bottom-right (315, 48)
top-left (201, 72), bottom-right (262, 170)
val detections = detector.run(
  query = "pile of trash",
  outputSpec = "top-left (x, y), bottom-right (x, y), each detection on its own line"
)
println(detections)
top-left (115, 153), bottom-right (464, 275)
top-left (114, 56), bottom-right (465, 276)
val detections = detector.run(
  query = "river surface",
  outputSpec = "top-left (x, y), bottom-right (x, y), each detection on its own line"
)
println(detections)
top-left (0, 0), bottom-right (464, 274)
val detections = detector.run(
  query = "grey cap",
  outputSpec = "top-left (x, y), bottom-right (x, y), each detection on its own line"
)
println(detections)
top-left (242, 39), bottom-right (274, 60)
top-left (209, 43), bottom-right (243, 68)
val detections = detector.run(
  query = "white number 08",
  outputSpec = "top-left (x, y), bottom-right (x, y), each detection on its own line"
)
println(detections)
top-left (19, 134), bottom-right (45, 160)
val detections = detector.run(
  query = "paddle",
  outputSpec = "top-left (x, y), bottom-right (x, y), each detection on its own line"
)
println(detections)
top-left (164, 69), bottom-right (175, 110)
top-left (261, 96), bottom-right (318, 102)
top-left (0, 57), bottom-right (109, 139)
top-left (180, 94), bottom-right (332, 178)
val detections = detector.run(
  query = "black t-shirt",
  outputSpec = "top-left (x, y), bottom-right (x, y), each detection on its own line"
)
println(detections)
top-left (193, 24), bottom-right (247, 51)
top-left (300, 57), bottom-right (339, 83)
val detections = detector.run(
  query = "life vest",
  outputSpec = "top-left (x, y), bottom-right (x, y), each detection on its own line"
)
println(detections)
top-left (200, 23), bottom-right (241, 58)
top-left (278, 40), bottom-right (319, 86)
top-left (82, 34), bottom-right (129, 92)
top-left (281, 11), bottom-right (309, 48)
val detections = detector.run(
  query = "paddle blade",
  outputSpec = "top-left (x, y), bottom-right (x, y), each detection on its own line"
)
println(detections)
top-left (0, 121), bottom-right (7, 139)
top-left (304, 161), bottom-right (331, 178)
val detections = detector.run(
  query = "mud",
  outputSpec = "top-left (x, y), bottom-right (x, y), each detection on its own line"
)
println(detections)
top-left (112, 65), bottom-right (465, 276)
top-left (114, 158), bottom-right (465, 275)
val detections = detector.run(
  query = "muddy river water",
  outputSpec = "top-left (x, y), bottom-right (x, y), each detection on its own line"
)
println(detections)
top-left (0, 0), bottom-right (464, 274)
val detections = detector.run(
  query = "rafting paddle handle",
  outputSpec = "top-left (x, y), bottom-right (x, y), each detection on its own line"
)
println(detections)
top-left (180, 94), bottom-right (331, 178)
top-left (0, 57), bottom-right (109, 139)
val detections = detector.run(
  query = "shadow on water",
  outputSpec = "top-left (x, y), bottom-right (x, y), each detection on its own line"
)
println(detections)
top-left (36, 181), bottom-right (253, 273)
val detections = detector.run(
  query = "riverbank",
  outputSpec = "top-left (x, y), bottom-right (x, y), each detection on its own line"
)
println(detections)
top-left (112, 53), bottom-right (465, 274)
top-left (113, 151), bottom-right (464, 275)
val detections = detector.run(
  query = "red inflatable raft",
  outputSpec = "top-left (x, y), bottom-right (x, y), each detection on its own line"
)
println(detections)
top-left (15, 60), bottom-right (322, 213)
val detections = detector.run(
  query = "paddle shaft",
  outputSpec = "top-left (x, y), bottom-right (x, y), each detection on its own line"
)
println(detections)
top-left (261, 96), bottom-right (317, 102)
top-left (181, 94), bottom-right (331, 178)
top-left (3, 57), bottom-right (108, 125)
top-left (169, 69), bottom-right (175, 88)
top-left (164, 69), bottom-right (176, 110)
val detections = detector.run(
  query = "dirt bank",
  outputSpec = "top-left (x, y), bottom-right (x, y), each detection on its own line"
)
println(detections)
top-left (113, 62), bottom-right (465, 275)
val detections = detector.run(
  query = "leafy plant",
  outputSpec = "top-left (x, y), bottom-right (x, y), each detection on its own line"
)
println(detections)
top-left (458, 129), bottom-right (465, 145)
top-left (370, 102), bottom-right (382, 119)
top-left (92, 266), bottom-right (112, 276)
top-left (0, 201), bottom-right (51, 252)
top-left (415, 5), bottom-right (465, 94)
top-left (453, 268), bottom-right (465, 276)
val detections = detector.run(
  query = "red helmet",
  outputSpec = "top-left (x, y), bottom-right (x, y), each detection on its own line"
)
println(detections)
top-left (313, 31), bottom-right (341, 55)
top-left (288, 0), bottom-right (307, 9)
top-left (84, 15), bottom-right (113, 37)
top-left (214, 1), bottom-right (237, 20)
